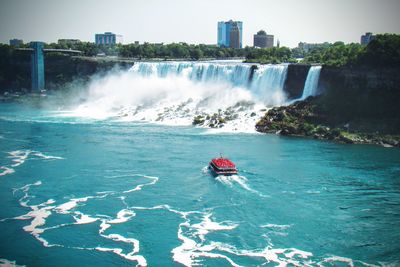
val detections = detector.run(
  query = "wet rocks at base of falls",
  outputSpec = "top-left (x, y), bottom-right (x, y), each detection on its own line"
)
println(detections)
top-left (192, 109), bottom-right (238, 128)
top-left (255, 96), bottom-right (400, 147)
top-left (192, 101), bottom-right (255, 128)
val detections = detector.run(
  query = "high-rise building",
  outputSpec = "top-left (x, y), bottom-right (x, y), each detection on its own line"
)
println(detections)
top-left (253, 30), bottom-right (274, 48)
top-left (95, 32), bottom-right (123, 45)
top-left (229, 23), bottom-right (240, 49)
top-left (361, 32), bottom-right (375, 45)
top-left (218, 20), bottom-right (243, 48)
top-left (9, 39), bottom-right (23, 47)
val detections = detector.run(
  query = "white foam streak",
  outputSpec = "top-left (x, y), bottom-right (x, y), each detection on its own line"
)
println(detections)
top-left (8, 150), bottom-right (31, 167)
top-left (0, 258), bottom-right (25, 267)
top-left (171, 210), bottom-right (241, 267)
top-left (317, 256), bottom-right (378, 267)
top-left (73, 212), bottom-right (99, 224)
top-left (6, 179), bottom-right (381, 267)
top-left (9, 180), bottom-right (149, 266)
top-left (215, 174), bottom-right (268, 197)
top-left (0, 166), bottom-right (15, 176)
top-left (318, 256), bottom-right (355, 267)
top-left (107, 209), bottom-right (135, 224)
top-left (21, 207), bottom-right (53, 234)
top-left (98, 209), bottom-right (145, 266)
top-left (123, 175), bottom-right (159, 193)
top-left (192, 213), bottom-right (238, 241)
top-left (31, 152), bottom-right (64, 160)
top-left (0, 150), bottom-right (64, 178)
top-left (216, 244), bottom-right (313, 267)
top-left (95, 247), bottom-right (147, 266)
top-left (56, 197), bottom-right (91, 214)
top-left (261, 223), bottom-right (292, 230)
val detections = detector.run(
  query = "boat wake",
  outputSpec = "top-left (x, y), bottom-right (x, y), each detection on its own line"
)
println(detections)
top-left (215, 174), bottom-right (269, 198)
top-left (204, 164), bottom-right (267, 198)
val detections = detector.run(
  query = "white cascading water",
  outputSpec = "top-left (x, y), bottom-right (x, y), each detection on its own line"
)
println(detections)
top-left (301, 66), bottom-right (322, 99)
top-left (64, 61), bottom-right (289, 132)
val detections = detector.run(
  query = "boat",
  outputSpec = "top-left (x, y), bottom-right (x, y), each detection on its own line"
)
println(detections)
top-left (209, 157), bottom-right (238, 176)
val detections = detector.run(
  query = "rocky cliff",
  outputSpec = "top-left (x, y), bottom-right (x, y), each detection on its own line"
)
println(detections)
top-left (258, 64), bottom-right (400, 146)
top-left (1, 54), bottom-right (133, 92)
top-left (283, 64), bottom-right (311, 99)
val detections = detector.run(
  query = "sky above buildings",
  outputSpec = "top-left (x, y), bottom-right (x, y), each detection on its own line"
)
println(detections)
top-left (0, 0), bottom-right (399, 48)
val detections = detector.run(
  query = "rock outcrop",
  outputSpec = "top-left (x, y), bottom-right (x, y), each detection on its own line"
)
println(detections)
top-left (256, 96), bottom-right (400, 147)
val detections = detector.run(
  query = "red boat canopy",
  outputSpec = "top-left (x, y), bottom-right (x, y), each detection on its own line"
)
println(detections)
top-left (211, 158), bottom-right (236, 168)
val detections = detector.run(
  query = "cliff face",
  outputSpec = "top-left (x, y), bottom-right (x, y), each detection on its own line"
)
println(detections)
top-left (255, 96), bottom-right (400, 147)
top-left (283, 64), bottom-right (311, 99)
top-left (262, 64), bottom-right (400, 137)
top-left (318, 66), bottom-right (400, 94)
top-left (1, 55), bottom-right (133, 92)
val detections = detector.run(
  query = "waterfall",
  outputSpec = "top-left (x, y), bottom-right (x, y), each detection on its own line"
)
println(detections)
top-left (67, 61), bottom-right (289, 132)
top-left (250, 64), bottom-right (288, 106)
top-left (130, 61), bottom-right (288, 106)
top-left (301, 66), bottom-right (322, 99)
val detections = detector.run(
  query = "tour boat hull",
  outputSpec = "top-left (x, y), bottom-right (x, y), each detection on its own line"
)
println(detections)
top-left (208, 157), bottom-right (238, 176)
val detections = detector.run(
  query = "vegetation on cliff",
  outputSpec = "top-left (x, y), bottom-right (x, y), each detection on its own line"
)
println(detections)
top-left (302, 34), bottom-right (400, 67)
top-left (256, 34), bottom-right (400, 147)
top-left (245, 47), bottom-right (297, 64)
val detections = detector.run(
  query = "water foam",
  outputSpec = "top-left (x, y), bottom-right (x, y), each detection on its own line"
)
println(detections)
top-left (0, 258), bottom-right (25, 267)
top-left (0, 166), bottom-right (15, 176)
top-left (261, 223), bottom-right (292, 230)
top-left (5, 175), bottom-right (153, 266)
top-left (57, 62), bottom-right (289, 132)
top-left (191, 213), bottom-right (238, 242)
top-left (214, 173), bottom-right (268, 197)
top-left (5, 179), bottom-right (383, 267)
top-left (8, 150), bottom-right (31, 167)
top-left (0, 150), bottom-right (64, 178)
top-left (123, 175), bottom-right (159, 193)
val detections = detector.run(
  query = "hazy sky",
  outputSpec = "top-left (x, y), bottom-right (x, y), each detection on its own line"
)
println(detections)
top-left (0, 0), bottom-right (399, 47)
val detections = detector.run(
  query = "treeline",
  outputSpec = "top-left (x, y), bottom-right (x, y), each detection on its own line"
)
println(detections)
top-left (28, 42), bottom-right (249, 60)
top-left (2, 33), bottom-right (399, 66)
top-left (3, 41), bottom-right (298, 62)
top-left (302, 34), bottom-right (400, 67)
top-left (245, 47), bottom-right (297, 64)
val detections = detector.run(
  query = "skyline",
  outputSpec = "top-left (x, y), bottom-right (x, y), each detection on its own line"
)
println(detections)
top-left (0, 0), bottom-right (399, 48)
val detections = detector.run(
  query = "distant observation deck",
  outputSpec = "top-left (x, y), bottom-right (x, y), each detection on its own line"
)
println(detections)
top-left (16, 42), bottom-right (82, 92)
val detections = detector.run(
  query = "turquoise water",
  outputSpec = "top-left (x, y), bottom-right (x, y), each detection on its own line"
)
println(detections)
top-left (1, 101), bottom-right (400, 267)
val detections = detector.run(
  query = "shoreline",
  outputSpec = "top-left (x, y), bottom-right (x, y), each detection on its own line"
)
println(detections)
top-left (255, 97), bottom-right (400, 148)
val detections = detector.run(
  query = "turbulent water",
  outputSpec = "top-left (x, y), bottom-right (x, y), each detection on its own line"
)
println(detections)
top-left (1, 61), bottom-right (400, 267)
top-left (58, 61), bottom-right (289, 132)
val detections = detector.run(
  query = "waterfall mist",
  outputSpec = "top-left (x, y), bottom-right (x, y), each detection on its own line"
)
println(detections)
top-left (59, 61), bottom-right (290, 132)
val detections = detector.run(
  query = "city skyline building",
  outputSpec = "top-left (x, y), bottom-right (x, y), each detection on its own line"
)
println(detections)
top-left (253, 30), bottom-right (274, 48)
top-left (95, 32), bottom-right (123, 45)
top-left (217, 20), bottom-right (243, 48)
top-left (9, 38), bottom-right (23, 47)
top-left (361, 32), bottom-right (375, 45)
top-left (229, 23), bottom-right (240, 48)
